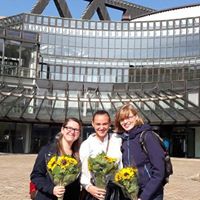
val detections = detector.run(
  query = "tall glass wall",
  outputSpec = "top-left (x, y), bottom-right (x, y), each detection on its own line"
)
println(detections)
top-left (1, 14), bottom-right (200, 83)
top-left (22, 14), bottom-right (200, 63)
top-left (0, 28), bottom-right (38, 78)
top-left (18, 13), bottom-right (200, 83)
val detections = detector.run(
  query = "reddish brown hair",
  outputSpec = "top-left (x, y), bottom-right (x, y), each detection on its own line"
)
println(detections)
top-left (114, 103), bottom-right (144, 133)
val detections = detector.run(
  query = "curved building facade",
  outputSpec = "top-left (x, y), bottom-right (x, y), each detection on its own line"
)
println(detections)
top-left (0, 0), bottom-right (200, 157)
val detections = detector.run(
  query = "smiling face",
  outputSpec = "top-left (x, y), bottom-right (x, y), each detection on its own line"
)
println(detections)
top-left (114, 104), bottom-right (144, 133)
top-left (119, 112), bottom-right (138, 131)
top-left (61, 119), bottom-right (81, 144)
top-left (92, 113), bottom-right (111, 141)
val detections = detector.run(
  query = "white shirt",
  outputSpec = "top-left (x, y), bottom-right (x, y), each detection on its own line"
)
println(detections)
top-left (79, 133), bottom-right (122, 189)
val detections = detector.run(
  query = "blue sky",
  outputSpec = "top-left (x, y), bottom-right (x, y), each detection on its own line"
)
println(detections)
top-left (1, 0), bottom-right (200, 20)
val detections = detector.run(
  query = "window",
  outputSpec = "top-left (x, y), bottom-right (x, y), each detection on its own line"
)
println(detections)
top-left (49, 34), bottom-right (55, 45)
top-left (29, 15), bottom-right (35, 23)
top-left (63, 20), bottom-right (69, 27)
top-left (43, 17), bottom-right (49, 25)
top-left (70, 20), bottom-right (76, 28)
top-left (36, 16), bottom-right (42, 24)
top-left (50, 18), bottom-right (56, 26)
top-left (168, 21), bottom-right (173, 28)
top-left (57, 19), bottom-right (62, 27)
top-left (103, 23), bottom-right (108, 30)
top-left (188, 94), bottom-right (198, 107)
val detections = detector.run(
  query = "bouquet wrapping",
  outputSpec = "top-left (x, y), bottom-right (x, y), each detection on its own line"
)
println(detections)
top-left (88, 152), bottom-right (118, 190)
top-left (114, 167), bottom-right (139, 200)
top-left (47, 154), bottom-right (80, 200)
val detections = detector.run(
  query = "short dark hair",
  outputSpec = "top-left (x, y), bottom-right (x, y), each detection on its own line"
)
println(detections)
top-left (92, 110), bottom-right (111, 122)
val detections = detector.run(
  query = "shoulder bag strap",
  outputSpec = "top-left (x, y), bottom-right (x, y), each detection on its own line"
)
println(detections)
top-left (105, 133), bottom-right (111, 155)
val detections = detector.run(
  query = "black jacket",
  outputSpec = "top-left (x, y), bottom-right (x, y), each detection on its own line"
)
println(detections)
top-left (30, 143), bottom-right (80, 200)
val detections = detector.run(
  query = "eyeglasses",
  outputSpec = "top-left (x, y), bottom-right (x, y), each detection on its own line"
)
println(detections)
top-left (120, 115), bottom-right (134, 124)
top-left (64, 126), bottom-right (80, 133)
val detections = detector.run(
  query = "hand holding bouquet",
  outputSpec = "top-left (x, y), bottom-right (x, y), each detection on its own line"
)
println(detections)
top-left (114, 167), bottom-right (139, 200)
top-left (88, 152), bottom-right (118, 189)
top-left (47, 154), bottom-right (80, 200)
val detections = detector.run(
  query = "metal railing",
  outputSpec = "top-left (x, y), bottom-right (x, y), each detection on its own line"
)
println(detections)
top-left (1, 63), bottom-right (200, 84)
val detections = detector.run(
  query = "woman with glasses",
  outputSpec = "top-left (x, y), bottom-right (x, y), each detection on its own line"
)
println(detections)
top-left (114, 103), bottom-right (165, 200)
top-left (30, 117), bottom-right (82, 200)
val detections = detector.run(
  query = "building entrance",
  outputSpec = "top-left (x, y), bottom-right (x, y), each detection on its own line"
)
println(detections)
top-left (172, 135), bottom-right (186, 157)
top-left (171, 128), bottom-right (195, 158)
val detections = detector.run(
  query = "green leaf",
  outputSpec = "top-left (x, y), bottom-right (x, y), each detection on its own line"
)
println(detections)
top-left (52, 166), bottom-right (61, 175)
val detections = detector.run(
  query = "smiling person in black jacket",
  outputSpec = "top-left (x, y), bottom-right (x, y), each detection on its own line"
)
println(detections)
top-left (115, 104), bottom-right (165, 200)
top-left (30, 117), bottom-right (82, 200)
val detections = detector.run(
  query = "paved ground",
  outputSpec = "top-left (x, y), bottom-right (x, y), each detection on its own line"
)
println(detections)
top-left (0, 154), bottom-right (200, 200)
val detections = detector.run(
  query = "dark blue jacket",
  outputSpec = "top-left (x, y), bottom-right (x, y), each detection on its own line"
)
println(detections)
top-left (30, 143), bottom-right (80, 200)
top-left (121, 124), bottom-right (165, 200)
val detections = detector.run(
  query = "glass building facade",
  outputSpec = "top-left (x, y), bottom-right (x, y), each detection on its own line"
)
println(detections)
top-left (0, 2), bottom-right (200, 158)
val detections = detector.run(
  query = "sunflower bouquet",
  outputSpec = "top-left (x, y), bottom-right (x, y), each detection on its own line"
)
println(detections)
top-left (47, 154), bottom-right (80, 200)
top-left (88, 152), bottom-right (118, 189)
top-left (114, 167), bottom-right (139, 200)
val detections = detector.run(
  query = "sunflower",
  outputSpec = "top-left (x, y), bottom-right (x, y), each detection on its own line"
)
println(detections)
top-left (104, 156), bottom-right (117, 163)
top-left (46, 154), bottom-right (80, 190)
top-left (122, 167), bottom-right (135, 180)
top-left (47, 155), bottom-right (57, 171)
top-left (115, 167), bottom-right (138, 182)
top-left (67, 157), bottom-right (78, 165)
top-left (114, 172), bottom-right (122, 182)
top-left (114, 167), bottom-right (139, 200)
top-left (57, 155), bottom-right (70, 169)
top-left (88, 152), bottom-right (118, 189)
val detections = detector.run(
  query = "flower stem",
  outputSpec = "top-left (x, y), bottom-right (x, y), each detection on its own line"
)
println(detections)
top-left (57, 181), bottom-right (64, 200)
top-left (130, 193), bottom-right (137, 200)
top-left (57, 196), bottom-right (64, 200)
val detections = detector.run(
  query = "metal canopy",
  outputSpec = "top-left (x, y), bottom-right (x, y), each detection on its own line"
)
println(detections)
top-left (0, 83), bottom-right (200, 125)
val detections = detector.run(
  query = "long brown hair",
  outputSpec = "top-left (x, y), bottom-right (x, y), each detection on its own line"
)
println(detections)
top-left (115, 103), bottom-right (144, 133)
top-left (56, 117), bottom-right (82, 160)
